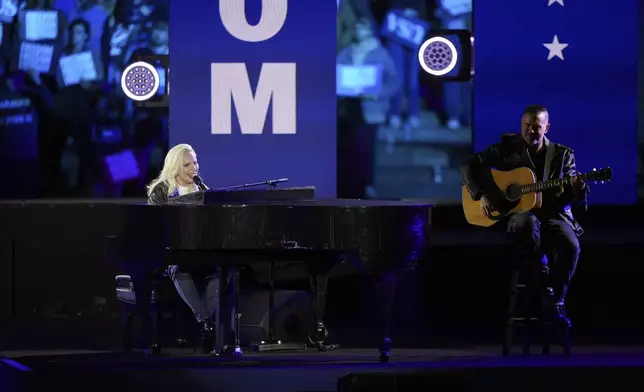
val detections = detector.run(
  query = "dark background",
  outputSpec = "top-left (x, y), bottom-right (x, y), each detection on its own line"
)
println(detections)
top-left (0, 203), bottom-right (642, 350)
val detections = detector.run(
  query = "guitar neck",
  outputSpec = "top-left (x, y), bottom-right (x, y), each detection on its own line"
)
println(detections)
top-left (520, 176), bottom-right (576, 195)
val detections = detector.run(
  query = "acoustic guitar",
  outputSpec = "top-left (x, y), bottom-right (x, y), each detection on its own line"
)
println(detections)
top-left (461, 167), bottom-right (613, 227)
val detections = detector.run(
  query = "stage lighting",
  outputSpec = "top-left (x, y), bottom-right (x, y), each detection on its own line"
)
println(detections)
top-left (120, 61), bottom-right (160, 102)
top-left (418, 36), bottom-right (459, 76)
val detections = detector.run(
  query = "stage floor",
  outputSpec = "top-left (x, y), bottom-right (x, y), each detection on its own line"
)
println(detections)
top-left (5, 345), bottom-right (644, 366)
top-left (3, 346), bottom-right (644, 392)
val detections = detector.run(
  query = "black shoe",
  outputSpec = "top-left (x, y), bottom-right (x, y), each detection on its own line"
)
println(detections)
top-left (553, 303), bottom-right (571, 328)
top-left (543, 288), bottom-right (571, 328)
top-left (199, 320), bottom-right (218, 355)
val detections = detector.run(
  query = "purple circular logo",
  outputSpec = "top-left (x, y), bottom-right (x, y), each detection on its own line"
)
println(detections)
top-left (121, 61), bottom-right (160, 101)
top-left (418, 37), bottom-right (459, 76)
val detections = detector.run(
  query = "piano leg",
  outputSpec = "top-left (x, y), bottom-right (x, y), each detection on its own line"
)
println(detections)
top-left (212, 267), bottom-right (223, 353)
top-left (231, 268), bottom-right (243, 356)
top-left (308, 262), bottom-right (339, 352)
top-left (131, 271), bottom-right (161, 355)
top-left (221, 267), bottom-right (243, 356)
top-left (251, 262), bottom-right (307, 353)
top-left (375, 270), bottom-right (401, 363)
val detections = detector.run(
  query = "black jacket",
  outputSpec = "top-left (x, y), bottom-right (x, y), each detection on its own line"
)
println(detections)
top-left (147, 181), bottom-right (208, 205)
top-left (146, 181), bottom-right (209, 275)
top-left (147, 182), bottom-right (170, 205)
top-left (460, 134), bottom-right (589, 236)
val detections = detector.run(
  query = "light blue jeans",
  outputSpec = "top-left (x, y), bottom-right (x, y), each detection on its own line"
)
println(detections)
top-left (168, 265), bottom-right (220, 322)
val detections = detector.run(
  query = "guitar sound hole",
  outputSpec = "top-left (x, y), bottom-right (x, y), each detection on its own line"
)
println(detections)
top-left (505, 184), bottom-right (521, 202)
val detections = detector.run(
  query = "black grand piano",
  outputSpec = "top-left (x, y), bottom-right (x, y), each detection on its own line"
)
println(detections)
top-left (110, 182), bottom-right (432, 362)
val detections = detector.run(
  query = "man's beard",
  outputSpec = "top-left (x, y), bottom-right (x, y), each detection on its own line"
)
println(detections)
top-left (524, 134), bottom-right (541, 145)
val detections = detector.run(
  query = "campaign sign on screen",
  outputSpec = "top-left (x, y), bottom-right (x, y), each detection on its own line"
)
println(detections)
top-left (0, 94), bottom-right (38, 161)
top-left (439, 0), bottom-right (472, 18)
top-left (474, 0), bottom-right (638, 204)
top-left (336, 64), bottom-right (383, 97)
top-left (381, 10), bottom-right (429, 50)
top-left (170, 0), bottom-right (337, 196)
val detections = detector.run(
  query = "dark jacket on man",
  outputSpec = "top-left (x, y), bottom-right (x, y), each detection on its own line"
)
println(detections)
top-left (461, 133), bottom-right (589, 236)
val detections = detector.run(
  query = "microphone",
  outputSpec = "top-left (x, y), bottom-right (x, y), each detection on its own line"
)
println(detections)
top-left (265, 178), bottom-right (288, 187)
top-left (193, 175), bottom-right (206, 190)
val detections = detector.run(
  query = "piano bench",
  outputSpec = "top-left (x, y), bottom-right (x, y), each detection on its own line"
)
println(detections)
top-left (502, 257), bottom-right (571, 356)
top-left (115, 275), bottom-right (158, 305)
top-left (115, 275), bottom-right (159, 351)
top-left (115, 274), bottom-right (193, 352)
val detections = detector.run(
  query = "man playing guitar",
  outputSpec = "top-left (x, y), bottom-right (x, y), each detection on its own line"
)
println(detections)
top-left (461, 104), bottom-right (589, 326)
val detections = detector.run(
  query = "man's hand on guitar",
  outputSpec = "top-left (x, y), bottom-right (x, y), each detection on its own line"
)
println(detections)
top-left (479, 195), bottom-right (496, 219)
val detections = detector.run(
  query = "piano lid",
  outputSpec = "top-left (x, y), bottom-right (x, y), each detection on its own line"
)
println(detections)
top-left (167, 186), bottom-right (315, 205)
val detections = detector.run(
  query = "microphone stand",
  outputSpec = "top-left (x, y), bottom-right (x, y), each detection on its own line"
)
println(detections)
top-left (214, 178), bottom-right (288, 191)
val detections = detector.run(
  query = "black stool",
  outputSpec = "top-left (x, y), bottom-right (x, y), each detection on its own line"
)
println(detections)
top-left (115, 274), bottom-right (160, 351)
top-left (116, 274), bottom-right (194, 352)
top-left (502, 256), bottom-right (571, 356)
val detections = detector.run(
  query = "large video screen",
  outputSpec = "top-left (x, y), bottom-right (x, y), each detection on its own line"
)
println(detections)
top-left (169, 0), bottom-right (338, 197)
top-left (336, 0), bottom-right (639, 205)
top-left (0, 0), bottom-right (170, 199)
top-left (1, 0), bottom-right (641, 204)
top-left (475, 0), bottom-right (639, 205)
top-left (336, 0), bottom-right (473, 201)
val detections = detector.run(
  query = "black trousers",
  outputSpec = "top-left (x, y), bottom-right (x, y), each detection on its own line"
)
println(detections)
top-left (507, 212), bottom-right (581, 303)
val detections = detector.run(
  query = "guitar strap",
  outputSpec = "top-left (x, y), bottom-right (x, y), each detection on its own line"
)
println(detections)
top-left (543, 138), bottom-right (556, 181)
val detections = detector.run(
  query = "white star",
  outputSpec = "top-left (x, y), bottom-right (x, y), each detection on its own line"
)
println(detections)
top-left (548, 0), bottom-right (564, 5)
top-left (543, 35), bottom-right (568, 60)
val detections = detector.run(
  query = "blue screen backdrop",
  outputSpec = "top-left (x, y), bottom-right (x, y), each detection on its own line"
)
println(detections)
top-left (169, 0), bottom-right (337, 196)
top-left (474, 0), bottom-right (638, 204)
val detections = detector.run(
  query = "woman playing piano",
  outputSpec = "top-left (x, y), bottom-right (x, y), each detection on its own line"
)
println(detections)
top-left (147, 143), bottom-right (219, 354)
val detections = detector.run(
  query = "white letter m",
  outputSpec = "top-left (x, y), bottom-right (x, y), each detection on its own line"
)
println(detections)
top-left (211, 63), bottom-right (296, 135)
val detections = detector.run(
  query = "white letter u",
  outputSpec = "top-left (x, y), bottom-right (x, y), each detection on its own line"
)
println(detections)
top-left (219, 0), bottom-right (288, 43)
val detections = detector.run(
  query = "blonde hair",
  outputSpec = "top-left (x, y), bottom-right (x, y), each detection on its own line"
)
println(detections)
top-left (147, 143), bottom-right (196, 196)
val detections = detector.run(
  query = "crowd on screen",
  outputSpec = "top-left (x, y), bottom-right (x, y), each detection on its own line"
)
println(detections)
top-left (0, 0), bottom-right (545, 202)
top-left (0, 0), bottom-right (168, 198)
top-left (336, 0), bottom-right (472, 198)
top-left (338, 0), bottom-right (472, 134)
